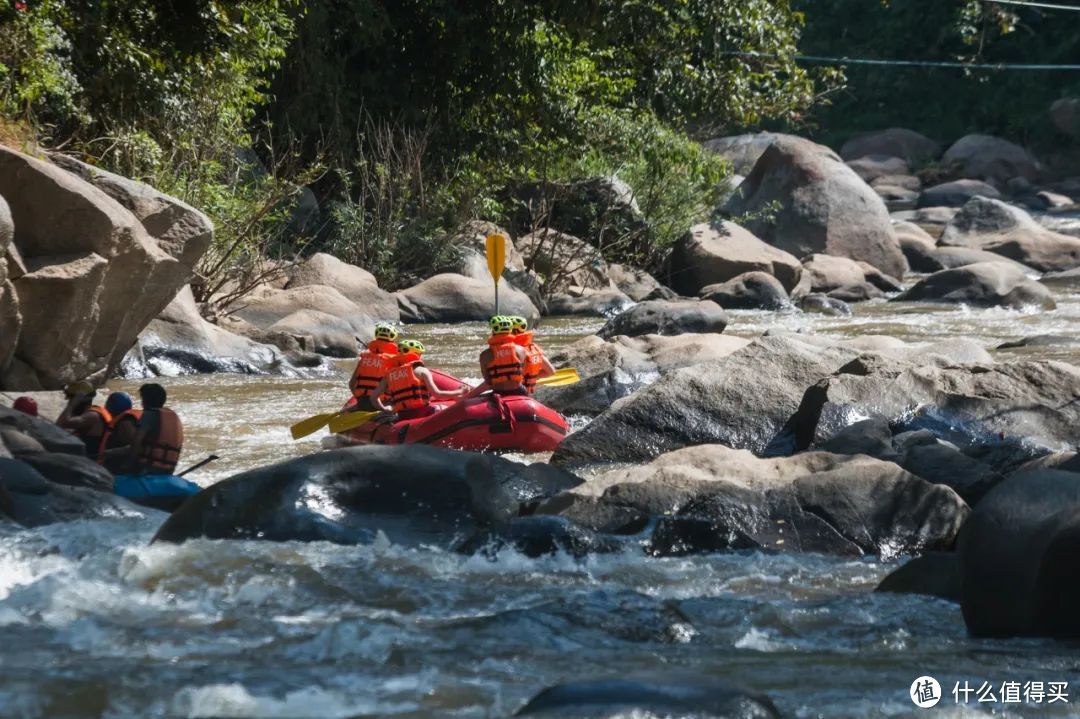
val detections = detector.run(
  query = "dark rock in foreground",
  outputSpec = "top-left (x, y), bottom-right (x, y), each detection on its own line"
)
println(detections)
top-left (876, 552), bottom-right (961, 602)
top-left (516, 676), bottom-right (781, 718)
top-left (455, 516), bottom-right (623, 559)
top-left (0, 457), bottom-right (145, 527)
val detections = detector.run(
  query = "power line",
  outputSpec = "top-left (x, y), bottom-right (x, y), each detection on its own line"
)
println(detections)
top-left (725, 51), bottom-right (1080, 71)
top-left (980, 0), bottom-right (1080, 11)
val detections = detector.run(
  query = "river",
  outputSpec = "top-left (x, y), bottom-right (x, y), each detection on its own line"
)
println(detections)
top-left (3, 285), bottom-right (1080, 718)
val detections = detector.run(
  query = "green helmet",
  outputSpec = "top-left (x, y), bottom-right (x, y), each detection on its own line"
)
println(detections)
top-left (509, 315), bottom-right (528, 333)
top-left (489, 315), bottom-right (514, 335)
top-left (398, 339), bottom-right (426, 355)
top-left (374, 322), bottom-right (399, 341)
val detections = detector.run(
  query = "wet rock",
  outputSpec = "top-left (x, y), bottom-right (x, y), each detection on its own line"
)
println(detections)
top-left (942, 134), bottom-right (1041, 184)
top-left (796, 293), bottom-right (851, 316)
top-left (873, 184), bottom-right (919, 212)
top-left (668, 220), bottom-right (802, 295)
top-left (597, 299), bottom-right (728, 339)
top-left (0, 428), bottom-right (44, 457)
top-left (840, 128), bottom-right (941, 163)
top-left (284, 252), bottom-right (398, 317)
top-left (153, 446), bottom-right (580, 545)
top-left (20, 452), bottom-right (113, 493)
top-left (939, 196), bottom-right (1080, 272)
top-left (0, 405), bottom-right (84, 455)
top-left (533, 493), bottom-right (651, 535)
top-left (546, 288), bottom-right (633, 317)
top-left (898, 443), bottom-right (1004, 505)
top-left (575, 445), bottom-right (967, 558)
top-left (959, 470), bottom-right (1080, 638)
top-left (997, 334), bottom-right (1078, 350)
top-left (917, 179), bottom-right (1000, 208)
top-left (725, 135), bottom-right (908, 278)
top-left (0, 457), bottom-right (145, 527)
top-left (536, 333), bottom-right (750, 417)
top-left (515, 676), bottom-right (781, 718)
top-left (0, 147), bottom-right (211, 390)
top-left (700, 272), bottom-right (791, 310)
top-left (517, 229), bottom-right (609, 293)
top-left (802, 254), bottom-right (902, 300)
top-left (397, 273), bottom-right (540, 323)
top-left (552, 335), bottom-right (861, 465)
top-left (702, 131), bottom-right (787, 174)
top-left (894, 262), bottom-right (1054, 309)
top-left (1040, 266), bottom-right (1080, 285)
top-left (846, 155), bottom-right (910, 184)
top-left (900, 242), bottom-right (1035, 274)
top-left (875, 552), bottom-right (961, 602)
top-left (819, 417), bottom-right (896, 459)
top-left (1013, 452), bottom-right (1080, 474)
top-left (455, 516), bottom-right (622, 559)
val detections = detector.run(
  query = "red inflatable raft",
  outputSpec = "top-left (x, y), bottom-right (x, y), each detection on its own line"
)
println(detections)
top-left (339, 370), bottom-right (569, 453)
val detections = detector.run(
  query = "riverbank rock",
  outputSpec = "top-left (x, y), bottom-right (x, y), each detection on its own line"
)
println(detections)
top-left (0, 147), bottom-right (213, 389)
top-left (536, 333), bottom-right (750, 417)
top-left (840, 128), bottom-right (940, 163)
top-left (939, 196), bottom-right (1080, 272)
top-left (700, 272), bottom-right (791, 310)
top-left (723, 135), bottom-right (908, 279)
top-left (596, 299), bottom-right (728, 339)
top-left (552, 335), bottom-right (862, 465)
top-left (942, 134), bottom-right (1041, 184)
top-left (284, 253), bottom-right (398, 317)
top-left (668, 221), bottom-right (802, 295)
top-left (565, 445), bottom-right (967, 558)
top-left (397, 273), bottom-right (539, 323)
top-left (153, 446), bottom-right (581, 546)
top-left (517, 229), bottom-right (608, 293)
top-left (917, 180), bottom-right (1000, 208)
top-left (0, 457), bottom-right (146, 527)
top-left (130, 286), bottom-right (313, 376)
top-left (959, 470), bottom-right (1080, 638)
top-left (0, 195), bottom-right (20, 377)
top-left (893, 262), bottom-right (1055, 309)
top-left (516, 676), bottom-right (781, 718)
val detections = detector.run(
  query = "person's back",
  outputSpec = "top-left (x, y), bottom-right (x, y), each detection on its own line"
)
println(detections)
top-left (57, 381), bottom-right (111, 461)
top-left (483, 316), bottom-right (527, 396)
top-left (132, 384), bottom-right (184, 476)
top-left (349, 323), bottom-right (399, 410)
top-left (99, 392), bottom-right (142, 474)
top-left (510, 315), bottom-right (554, 394)
top-left (371, 339), bottom-right (465, 420)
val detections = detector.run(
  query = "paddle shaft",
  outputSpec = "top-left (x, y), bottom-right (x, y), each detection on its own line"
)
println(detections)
top-left (177, 454), bottom-right (220, 477)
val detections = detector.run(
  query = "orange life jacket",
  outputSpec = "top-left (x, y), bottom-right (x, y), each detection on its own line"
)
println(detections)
top-left (138, 407), bottom-right (184, 475)
top-left (350, 339), bottom-right (398, 398)
top-left (515, 331), bottom-right (546, 394)
top-left (77, 405), bottom-right (112, 460)
top-left (386, 353), bottom-right (430, 412)
top-left (486, 334), bottom-right (525, 391)
top-left (97, 409), bottom-right (143, 467)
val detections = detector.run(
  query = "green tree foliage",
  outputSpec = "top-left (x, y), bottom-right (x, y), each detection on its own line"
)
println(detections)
top-left (797, 0), bottom-right (1080, 146)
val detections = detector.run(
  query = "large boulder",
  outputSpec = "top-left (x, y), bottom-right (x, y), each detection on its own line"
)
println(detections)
top-left (517, 229), bottom-right (608, 293)
top-left (153, 445), bottom-right (580, 545)
top-left (840, 128), bottom-right (940, 164)
top-left (942, 134), bottom-right (1041, 184)
top-left (0, 147), bottom-right (212, 389)
top-left (552, 335), bottom-right (862, 465)
top-left (801, 253), bottom-right (902, 299)
top-left (893, 262), bottom-right (1055, 309)
top-left (791, 358), bottom-right (1080, 462)
top-left (939, 196), bottom-right (1080, 272)
top-left (546, 288), bottom-right (633, 317)
top-left (959, 470), bottom-right (1080, 638)
top-left (0, 194), bottom-right (20, 377)
top-left (515, 676), bottom-right (781, 718)
top-left (397, 273), bottom-right (539, 323)
top-left (606, 263), bottom-right (673, 302)
top-left (668, 221), bottom-right (802, 295)
top-left (917, 179), bottom-right (1000, 208)
top-left (900, 242), bottom-right (1036, 275)
top-left (20, 452), bottom-right (114, 493)
top-left (876, 552), bottom-right (961, 602)
top-left (437, 221), bottom-right (526, 281)
top-left (723, 135), bottom-right (908, 278)
top-left (702, 132), bottom-right (785, 175)
top-left (846, 155), bottom-right (910, 184)
top-left (700, 272), bottom-right (791, 310)
top-left (232, 283), bottom-right (386, 344)
top-left (0, 457), bottom-right (147, 527)
top-left (284, 252), bottom-right (398, 318)
top-left (596, 300), bottom-right (728, 339)
top-left (508, 176), bottom-right (645, 249)
top-left (569, 445), bottom-right (968, 558)
top-left (0, 405), bottom-right (85, 455)
top-left (536, 333), bottom-right (751, 417)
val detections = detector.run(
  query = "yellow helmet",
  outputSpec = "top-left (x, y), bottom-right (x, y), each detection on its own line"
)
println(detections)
top-left (509, 315), bottom-right (528, 333)
top-left (398, 339), bottom-right (426, 355)
top-left (489, 315), bottom-right (514, 335)
top-left (64, 380), bottom-right (94, 398)
top-left (374, 322), bottom-right (399, 341)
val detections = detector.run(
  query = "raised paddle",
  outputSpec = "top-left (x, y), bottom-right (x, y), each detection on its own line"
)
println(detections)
top-left (486, 233), bottom-right (506, 314)
top-left (327, 410), bottom-right (382, 434)
top-left (176, 454), bottom-right (220, 477)
top-left (290, 411), bottom-right (345, 440)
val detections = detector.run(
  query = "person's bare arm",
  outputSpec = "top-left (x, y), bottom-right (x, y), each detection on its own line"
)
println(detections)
top-left (463, 351), bottom-right (493, 399)
top-left (540, 353), bottom-right (556, 378)
top-left (57, 394), bottom-right (96, 433)
top-left (418, 367), bottom-right (465, 399)
top-left (369, 377), bottom-right (391, 411)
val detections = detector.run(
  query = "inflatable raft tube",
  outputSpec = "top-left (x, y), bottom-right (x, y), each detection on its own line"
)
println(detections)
top-left (114, 474), bottom-right (200, 512)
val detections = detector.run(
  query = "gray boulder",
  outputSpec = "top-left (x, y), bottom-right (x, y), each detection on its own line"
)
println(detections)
top-left (724, 135), bottom-right (908, 278)
top-left (801, 253), bottom-right (902, 299)
top-left (894, 262), bottom-right (1055, 309)
top-left (597, 300), bottom-right (728, 339)
top-left (284, 252), bottom-right (398, 317)
top-left (20, 452), bottom-right (114, 493)
top-left (840, 128), bottom-right (940, 163)
top-left (942, 134), bottom-right (1041, 184)
top-left (606, 263), bottom-right (673, 302)
top-left (846, 155), bottom-right (910, 184)
top-left (668, 220), bottom-right (802, 295)
top-left (917, 180), bottom-right (1000, 208)
top-left (876, 552), bottom-right (961, 602)
top-left (0, 457), bottom-right (147, 527)
top-left (517, 229), bottom-right (608, 293)
top-left (0, 405), bottom-right (84, 455)
top-left (702, 132), bottom-right (786, 174)
top-left (939, 196), bottom-right (1080, 272)
top-left (546, 288), bottom-right (633, 317)
top-left (0, 194), bottom-right (20, 377)
top-left (796, 293), bottom-right (851, 316)
top-left (397, 273), bottom-right (540, 323)
top-left (901, 242), bottom-right (1036, 274)
top-left (700, 272), bottom-right (791, 310)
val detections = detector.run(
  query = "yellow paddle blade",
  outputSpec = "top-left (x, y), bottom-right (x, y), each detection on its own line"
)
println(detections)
top-left (327, 410), bottom-right (382, 434)
top-left (290, 412), bottom-right (339, 440)
top-left (536, 368), bottom-right (581, 387)
top-left (486, 233), bottom-right (506, 283)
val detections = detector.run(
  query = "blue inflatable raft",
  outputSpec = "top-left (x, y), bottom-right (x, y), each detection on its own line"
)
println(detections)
top-left (114, 474), bottom-right (200, 512)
